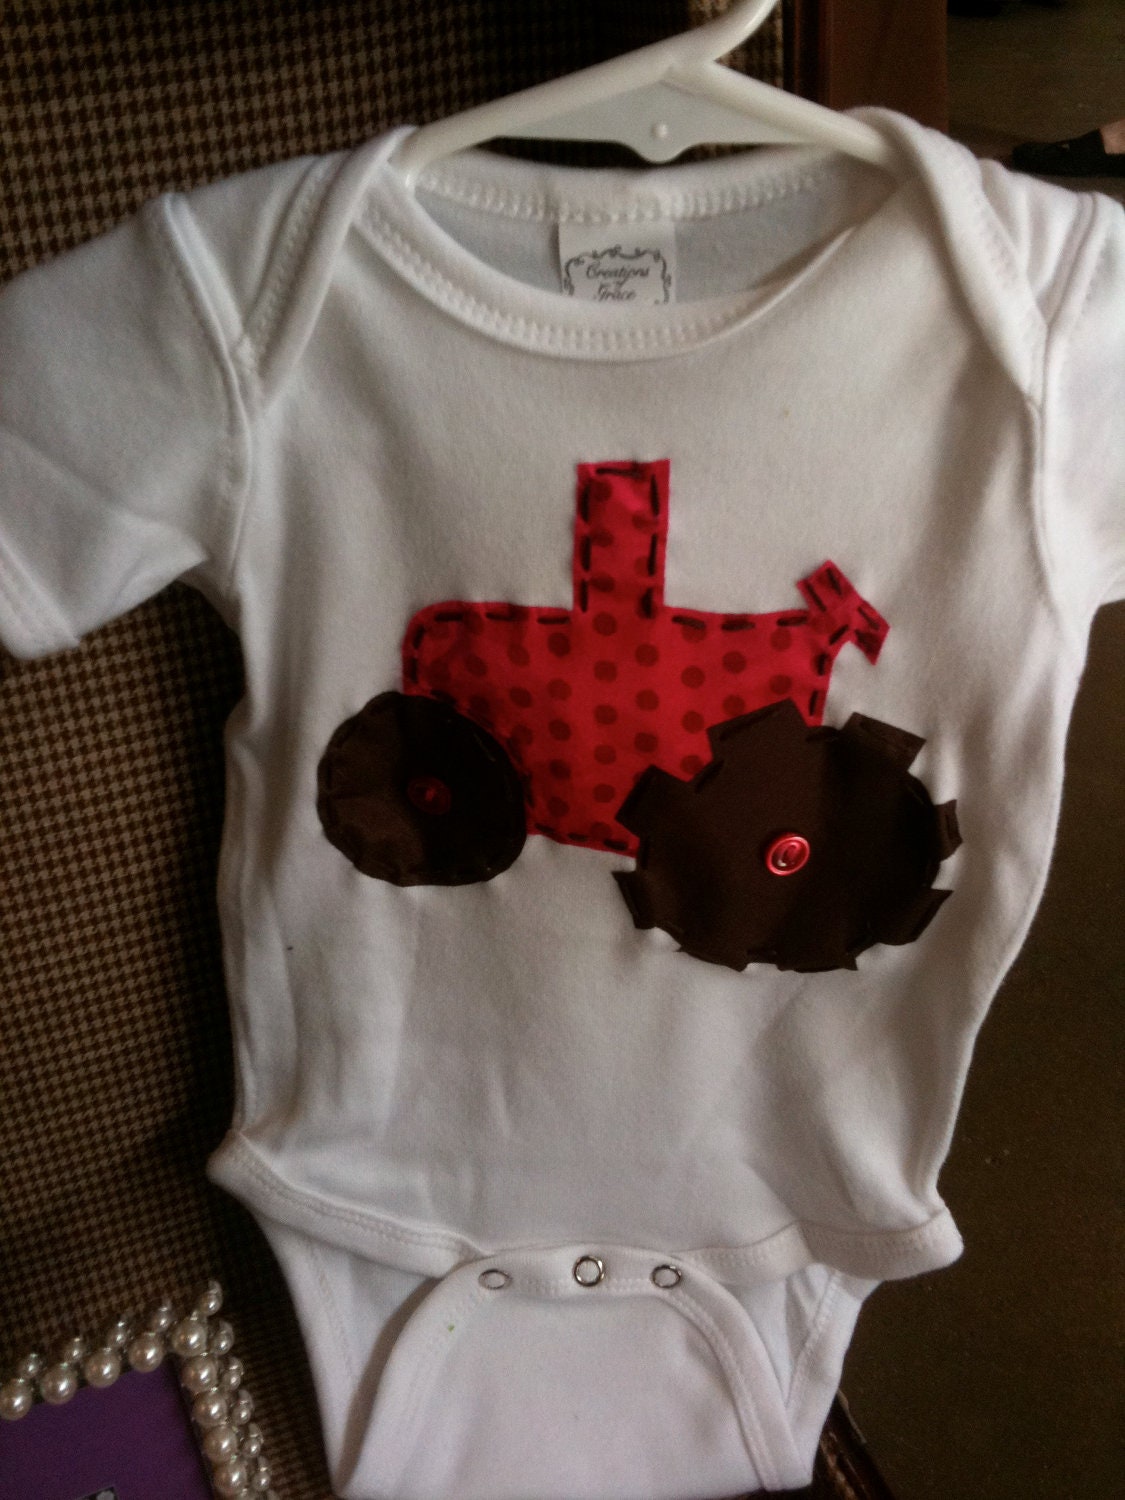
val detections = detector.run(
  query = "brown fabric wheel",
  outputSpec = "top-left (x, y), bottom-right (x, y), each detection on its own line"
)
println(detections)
top-left (317, 691), bottom-right (527, 884)
top-left (615, 698), bottom-right (961, 972)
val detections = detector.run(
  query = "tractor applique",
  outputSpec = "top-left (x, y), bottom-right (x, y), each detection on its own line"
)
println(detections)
top-left (318, 460), bottom-right (960, 972)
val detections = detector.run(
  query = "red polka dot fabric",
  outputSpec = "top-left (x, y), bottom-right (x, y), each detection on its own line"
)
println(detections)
top-left (403, 461), bottom-right (889, 855)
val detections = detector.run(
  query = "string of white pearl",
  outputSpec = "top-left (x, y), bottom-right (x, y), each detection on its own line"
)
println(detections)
top-left (0, 1281), bottom-right (276, 1498)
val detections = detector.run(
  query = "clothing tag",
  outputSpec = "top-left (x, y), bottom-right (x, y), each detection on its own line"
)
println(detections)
top-left (558, 221), bottom-right (677, 305)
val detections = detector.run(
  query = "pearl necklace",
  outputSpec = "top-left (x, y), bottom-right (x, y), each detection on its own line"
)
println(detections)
top-left (0, 1280), bottom-right (276, 1498)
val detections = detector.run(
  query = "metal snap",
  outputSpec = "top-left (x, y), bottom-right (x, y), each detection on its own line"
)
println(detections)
top-left (407, 775), bottom-right (453, 815)
top-left (764, 832), bottom-right (810, 876)
top-left (651, 1264), bottom-right (683, 1289)
top-left (477, 1268), bottom-right (511, 1290)
top-left (572, 1255), bottom-right (605, 1287)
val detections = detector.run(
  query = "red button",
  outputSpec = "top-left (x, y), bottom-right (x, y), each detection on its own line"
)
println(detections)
top-left (764, 833), bottom-right (810, 876)
top-left (407, 776), bottom-right (453, 815)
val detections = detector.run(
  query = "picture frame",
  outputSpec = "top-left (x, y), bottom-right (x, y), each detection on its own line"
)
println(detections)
top-left (0, 1282), bottom-right (276, 1499)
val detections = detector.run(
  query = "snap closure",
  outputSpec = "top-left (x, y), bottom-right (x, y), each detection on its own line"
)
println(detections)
top-left (406, 775), bottom-right (453, 815)
top-left (477, 1268), bottom-right (511, 1290)
top-left (650, 1264), bottom-right (683, 1289)
top-left (572, 1255), bottom-right (605, 1287)
top-left (764, 832), bottom-right (810, 876)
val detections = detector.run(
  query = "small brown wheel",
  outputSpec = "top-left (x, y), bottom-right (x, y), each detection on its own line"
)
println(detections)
top-left (317, 691), bottom-right (526, 885)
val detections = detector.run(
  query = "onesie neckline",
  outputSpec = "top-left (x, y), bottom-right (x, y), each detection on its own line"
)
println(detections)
top-left (355, 115), bottom-right (908, 362)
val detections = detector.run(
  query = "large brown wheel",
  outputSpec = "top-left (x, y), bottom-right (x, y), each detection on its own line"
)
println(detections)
top-left (615, 699), bottom-right (961, 973)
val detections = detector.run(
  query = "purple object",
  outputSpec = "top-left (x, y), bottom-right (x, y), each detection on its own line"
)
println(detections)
top-left (0, 1363), bottom-right (213, 1500)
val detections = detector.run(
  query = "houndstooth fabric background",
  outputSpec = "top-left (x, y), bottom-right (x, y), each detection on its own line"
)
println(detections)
top-left (0, 6), bottom-right (856, 1499)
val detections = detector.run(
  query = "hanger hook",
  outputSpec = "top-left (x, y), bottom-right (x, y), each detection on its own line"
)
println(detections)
top-left (389, 0), bottom-right (802, 190)
top-left (680, 0), bottom-right (782, 66)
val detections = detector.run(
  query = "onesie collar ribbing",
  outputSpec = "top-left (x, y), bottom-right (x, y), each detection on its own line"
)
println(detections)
top-left (354, 116), bottom-right (902, 361)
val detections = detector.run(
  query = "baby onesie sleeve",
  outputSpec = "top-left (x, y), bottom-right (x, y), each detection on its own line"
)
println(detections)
top-left (0, 193), bottom-right (247, 660)
top-left (1042, 194), bottom-right (1125, 624)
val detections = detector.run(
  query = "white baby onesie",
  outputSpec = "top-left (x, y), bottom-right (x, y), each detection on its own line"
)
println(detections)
top-left (1, 107), bottom-right (1122, 1498)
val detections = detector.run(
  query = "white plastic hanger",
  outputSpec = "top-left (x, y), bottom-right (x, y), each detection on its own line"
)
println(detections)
top-left (388, 0), bottom-right (900, 189)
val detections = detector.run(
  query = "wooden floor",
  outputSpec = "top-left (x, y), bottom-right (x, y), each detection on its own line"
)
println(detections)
top-left (949, 0), bottom-right (1125, 202)
top-left (837, 4), bottom-right (1125, 1498)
